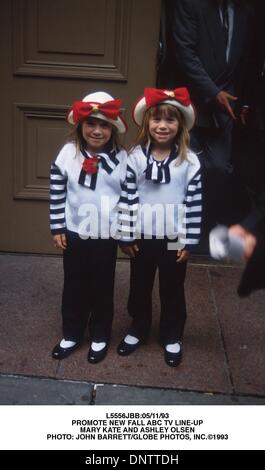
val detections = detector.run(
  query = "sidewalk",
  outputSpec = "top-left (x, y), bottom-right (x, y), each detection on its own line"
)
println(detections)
top-left (0, 252), bottom-right (265, 405)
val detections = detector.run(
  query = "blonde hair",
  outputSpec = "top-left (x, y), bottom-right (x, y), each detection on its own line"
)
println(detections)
top-left (67, 118), bottom-right (122, 156)
top-left (133, 104), bottom-right (190, 162)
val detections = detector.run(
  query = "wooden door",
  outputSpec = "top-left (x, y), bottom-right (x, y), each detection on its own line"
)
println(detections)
top-left (0, 0), bottom-right (161, 253)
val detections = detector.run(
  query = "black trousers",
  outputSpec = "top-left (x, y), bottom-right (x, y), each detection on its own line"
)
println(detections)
top-left (191, 123), bottom-right (233, 173)
top-left (61, 231), bottom-right (117, 342)
top-left (127, 239), bottom-right (187, 345)
top-left (190, 124), bottom-right (234, 233)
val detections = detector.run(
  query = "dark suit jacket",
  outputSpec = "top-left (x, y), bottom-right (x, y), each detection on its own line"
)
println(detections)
top-left (247, 0), bottom-right (265, 131)
top-left (172, 0), bottom-right (252, 127)
top-left (238, 191), bottom-right (265, 297)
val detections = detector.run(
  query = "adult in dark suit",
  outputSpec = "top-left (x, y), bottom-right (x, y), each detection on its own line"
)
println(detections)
top-left (237, 0), bottom-right (265, 200)
top-left (229, 190), bottom-right (265, 297)
top-left (172, 0), bottom-right (253, 231)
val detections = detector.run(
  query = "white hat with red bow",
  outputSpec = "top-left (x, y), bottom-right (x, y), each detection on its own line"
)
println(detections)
top-left (133, 87), bottom-right (195, 130)
top-left (67, 91), bottom-right (127, 133)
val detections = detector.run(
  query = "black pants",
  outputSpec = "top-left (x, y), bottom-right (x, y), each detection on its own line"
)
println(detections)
top-left (191, 123), bottom-right (233, 173)
top-left (127, 239), bottom-right (187, 345)
top-left (61, 231), bottom-right (117, 342)
top-left (190, 124), bottom-right (236, 235)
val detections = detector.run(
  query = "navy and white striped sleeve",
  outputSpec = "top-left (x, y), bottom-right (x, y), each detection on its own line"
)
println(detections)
top-left (180, 168), bottom-right (202, 249)
top-left (50, 163), bottom-right (67, 235)
top-left (117, 163), bottom-right (139, 244)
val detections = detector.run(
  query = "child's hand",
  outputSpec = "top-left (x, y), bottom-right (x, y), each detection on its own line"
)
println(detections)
top-left (176, 249), bottom-right (189, 263)
top-left (53, 234), bottom-right (67, 250)
top-left (120, 244), bottom-right (139, 258)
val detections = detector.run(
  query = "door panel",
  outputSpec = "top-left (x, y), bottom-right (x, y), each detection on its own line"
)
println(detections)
top-left (1, 0), bottom-right (161, 253)
top-left (13, 0), bottom-right (131, 80)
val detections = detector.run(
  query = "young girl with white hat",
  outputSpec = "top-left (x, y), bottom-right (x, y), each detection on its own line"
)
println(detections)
top-left (50, 91), bottom-right (127, 364)
top-left (117, 87), bottom-right (202, 367)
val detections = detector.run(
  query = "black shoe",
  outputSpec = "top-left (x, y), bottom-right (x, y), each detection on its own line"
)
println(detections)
top-left (117, 338), bottom-right (142, 356)
top-left (52, 342), bottom-right (80, 360)
top-left (164, 345), bottom-right (182, 367)
top-left (87, 343), bottom-right (108, 364)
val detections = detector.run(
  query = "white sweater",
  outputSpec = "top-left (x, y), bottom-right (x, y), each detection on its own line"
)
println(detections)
top-left (118, 145), bottom-right (202, 248)
top-left (50, 143), bottom-right (127, 239)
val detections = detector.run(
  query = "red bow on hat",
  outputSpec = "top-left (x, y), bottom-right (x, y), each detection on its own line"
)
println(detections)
top-left (144, 88), bottom-right (191, 109)
top-left (72, 99), bottom-right (122, 124)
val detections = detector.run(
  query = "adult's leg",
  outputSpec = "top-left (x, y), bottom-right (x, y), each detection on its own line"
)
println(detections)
top-left (191, 123), bottom-right (233, 231)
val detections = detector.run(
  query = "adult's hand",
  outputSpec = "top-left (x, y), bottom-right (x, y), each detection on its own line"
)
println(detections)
top-left (215, 91), bottom-right (238, 120)
top-left (238, 106), bottom-right (250, 126)
top-left (228, 225), bottom-right (257, 260)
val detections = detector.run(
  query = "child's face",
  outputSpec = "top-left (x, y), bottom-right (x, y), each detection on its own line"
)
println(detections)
top-left (149, 115), bottom-right (179, 148)
top-left (81, 117), bottom-right (112, 153)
